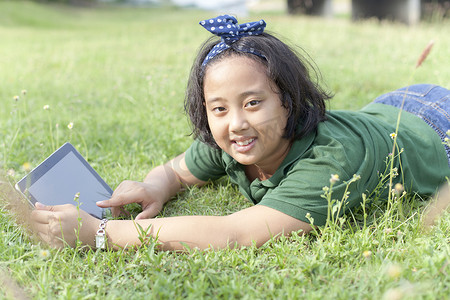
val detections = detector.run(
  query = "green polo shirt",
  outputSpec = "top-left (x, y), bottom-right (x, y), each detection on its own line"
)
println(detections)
top-left (185, 103), bottom-right (450, 226)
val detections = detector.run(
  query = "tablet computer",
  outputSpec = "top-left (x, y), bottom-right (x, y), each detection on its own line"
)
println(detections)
top-left (15, 143), bottom-right (112, 219)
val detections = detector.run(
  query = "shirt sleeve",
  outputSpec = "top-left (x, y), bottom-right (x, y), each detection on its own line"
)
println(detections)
top-left (185, 139), bottom-right (227, 182)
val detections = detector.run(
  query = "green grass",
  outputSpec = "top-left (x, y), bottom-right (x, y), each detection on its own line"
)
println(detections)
top-left (1, 1), bottom-right (449, 299)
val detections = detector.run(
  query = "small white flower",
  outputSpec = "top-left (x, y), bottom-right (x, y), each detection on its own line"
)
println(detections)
top-left (382, 288), bottom-right (404, 300)
top-left (39, 249), bottom-right (50, 259)
top-left (363, 250), bottom-right (372, 258)
top-left (391, 167), bottom-right (399, 177)
top-left (330, 174), bottom-right (340, 184)
top-left (394, 183), bottom-right (404, 194)
top-left (6, 169), bottom-right (15, 177)
top-left (67, 122), bottom-right (74, 130)
top-left (385, 264), bottom-right (402, 279)
top-left (43, 105), bottom-right (50, 110)
top-left (390, 132), bottom-right (397, 139)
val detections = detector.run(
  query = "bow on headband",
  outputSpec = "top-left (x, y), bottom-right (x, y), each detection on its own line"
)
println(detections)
top-left (200, 15), bottom-right (266, 67)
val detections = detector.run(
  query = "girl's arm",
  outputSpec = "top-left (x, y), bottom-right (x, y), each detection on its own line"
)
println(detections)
top-left (31, 154), bottom-right (311, 250)
top-left (30, 152), bottom-right (312, 249)
top-left (31, 202), bottom-right (311, 250)
top-left (109, 205), bottom-right (312, 250)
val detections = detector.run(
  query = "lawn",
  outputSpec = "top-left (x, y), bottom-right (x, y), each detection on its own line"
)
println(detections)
top-left (0, 1), bottom-right (449, 299)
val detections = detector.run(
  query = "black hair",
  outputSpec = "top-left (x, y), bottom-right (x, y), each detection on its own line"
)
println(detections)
top-left (184, 32), bottom-right (332, 148)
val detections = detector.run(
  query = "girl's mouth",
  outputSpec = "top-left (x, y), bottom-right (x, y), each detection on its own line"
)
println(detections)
top-left (235, 138), bottom-right (255, 146)
top-left (232, 138), bottom-right (256, 153)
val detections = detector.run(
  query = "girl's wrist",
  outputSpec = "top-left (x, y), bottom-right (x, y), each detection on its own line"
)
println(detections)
top-left (81, 216), bottom-right (103, 248)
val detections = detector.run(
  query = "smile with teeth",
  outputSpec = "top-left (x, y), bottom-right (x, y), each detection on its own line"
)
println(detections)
top-left (235, 138), bottom-right (255, 146)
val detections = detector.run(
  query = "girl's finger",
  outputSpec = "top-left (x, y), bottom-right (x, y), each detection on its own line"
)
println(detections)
top-left (110, 206), bottom-right (130, 218)
top-left (97, 192), bottom-right (138, 208)
top-left (32, 221), bottom-right (52, 234)
top-left (136, 203), bottom-right (161, 220)
top-left (30, 209), bottom-right (59, 224)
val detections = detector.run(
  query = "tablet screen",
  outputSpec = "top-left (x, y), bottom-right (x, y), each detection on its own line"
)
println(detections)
top-left (16, 143), bottom-right (112, 219)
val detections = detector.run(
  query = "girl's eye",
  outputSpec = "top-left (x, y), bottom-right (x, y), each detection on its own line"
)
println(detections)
top-left (246, 100), bottom-right (260, 107)
top-left (212, 107), bottom-right (226, 113)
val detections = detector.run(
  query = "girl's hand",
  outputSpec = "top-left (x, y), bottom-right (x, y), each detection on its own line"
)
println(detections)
top-left (30, 202), bottom-right (98, 248)
top-left (96, 180), bottom-right (165, 220)
top-left (97, 153), bottom-right (204, 221)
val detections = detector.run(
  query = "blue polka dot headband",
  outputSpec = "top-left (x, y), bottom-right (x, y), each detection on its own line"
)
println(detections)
top-left (200, 15), bottom-right (266, 67)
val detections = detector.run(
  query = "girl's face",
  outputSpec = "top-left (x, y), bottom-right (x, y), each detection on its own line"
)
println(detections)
top-left (203, 56), bottom-right (291, 174)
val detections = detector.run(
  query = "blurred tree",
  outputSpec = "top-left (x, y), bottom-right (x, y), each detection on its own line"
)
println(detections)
top-left (287, 0), bottom-right (333, 16)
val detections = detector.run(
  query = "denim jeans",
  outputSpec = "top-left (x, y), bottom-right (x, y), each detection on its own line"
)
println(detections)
top-left (373, 84), bottom-right (450, 165)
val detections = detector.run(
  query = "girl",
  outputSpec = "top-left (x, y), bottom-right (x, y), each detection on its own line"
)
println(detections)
top-left (31, 15), bottom-right (450, 250)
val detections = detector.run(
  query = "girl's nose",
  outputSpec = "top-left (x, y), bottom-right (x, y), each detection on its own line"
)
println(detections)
top-left (229, 111), bottom-right (249, 133)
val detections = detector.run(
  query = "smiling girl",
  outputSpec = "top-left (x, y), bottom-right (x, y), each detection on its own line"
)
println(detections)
top-left (31, 15), bottom-right (450, 250)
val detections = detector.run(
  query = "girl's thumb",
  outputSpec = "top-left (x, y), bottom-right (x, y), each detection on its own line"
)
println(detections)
top-left (35, 202), bottom-right (51, 210)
